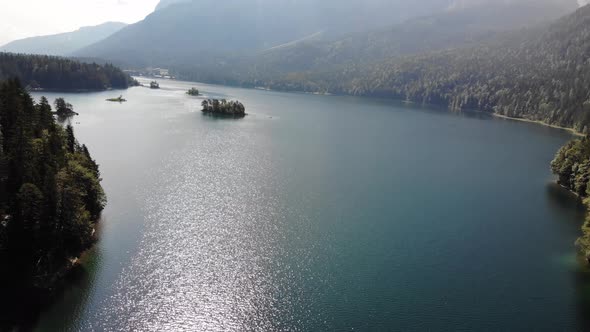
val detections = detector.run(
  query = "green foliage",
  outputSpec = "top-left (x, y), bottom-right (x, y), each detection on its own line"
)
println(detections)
top-left (54, 98), bottom-right (77, 118)
top-left (201, 99), bottom-right (245, 117)
top-left (0, 52), bottom-right (135, 91)
top-left (187, 87), bottom-right (199, 96)
top-left (0, 79), bottom-right (105, 288)
top-left (551, 136), bottom-right (590, 260)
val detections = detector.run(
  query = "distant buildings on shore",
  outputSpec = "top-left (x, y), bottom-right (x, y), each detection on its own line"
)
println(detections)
top-left (124, 67), bottom-right (174, 79)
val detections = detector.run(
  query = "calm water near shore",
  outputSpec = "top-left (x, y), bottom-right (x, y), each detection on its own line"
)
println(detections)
top-left (28, 78), bottom-right (590, 331)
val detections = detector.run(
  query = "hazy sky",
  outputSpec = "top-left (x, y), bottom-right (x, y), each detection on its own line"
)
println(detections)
top-left (0, 0), bottom-right (160, 46)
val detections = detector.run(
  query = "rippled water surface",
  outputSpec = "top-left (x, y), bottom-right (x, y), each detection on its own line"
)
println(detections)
top-left (31, 79), bottom-right (590, 330)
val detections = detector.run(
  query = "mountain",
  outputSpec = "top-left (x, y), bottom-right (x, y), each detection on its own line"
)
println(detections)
top-left (242, 0), bottom-right (579, 74)
top-left (245, 4), bottom-right (590, 133)
top-left (155, 0), bottom-right (191, 11)
top-left (74, 0), bottom-right (454, 67)
top-left (0, 22), bottom-right (127, 56)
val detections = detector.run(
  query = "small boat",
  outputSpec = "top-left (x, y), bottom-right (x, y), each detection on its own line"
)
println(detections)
top-left (106, 95), bottom-right (127, 102)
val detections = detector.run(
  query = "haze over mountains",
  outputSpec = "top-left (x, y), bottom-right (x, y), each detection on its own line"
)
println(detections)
top-left (0, 22), bottom-right (127, 56)
top-left (70, 0), bottom-right (580, 71)
top-left (244, 3), bottom-right (590, 132)
top-left (73, 0), bottom-right (458, 66)
top-left (2, 0), bottom-right (588, 134)
top-left (2, 0), bottom-right (581, 69)
top-left (241, 0), bottom-right (579, 75)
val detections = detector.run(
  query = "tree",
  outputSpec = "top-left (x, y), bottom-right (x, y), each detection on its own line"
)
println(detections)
top-left (0, 52), bottom-right (135, 91)
top-left (16, 183), bottom-right (44, 239)
top-left (65, 125), bottom-right (76, 154)
top-left (54, 98), bottom-right (75, 117)
top-left (0, 80), bottom-right (105, 289)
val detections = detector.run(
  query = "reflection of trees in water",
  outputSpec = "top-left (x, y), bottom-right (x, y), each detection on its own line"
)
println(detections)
top-left (545, 183), bottom-right (586, 217)
top-left (57, 115), bottom-right (73, 125)
top-left (574, 267), bottom-right (590, 331)
top-left (546, 183), bottom-right (590, 330)
top-left (0, 247), bottom-right (101, 331)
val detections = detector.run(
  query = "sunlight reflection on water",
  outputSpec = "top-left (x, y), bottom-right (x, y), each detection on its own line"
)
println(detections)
top-left (90, 116), bottom-right (291, 331)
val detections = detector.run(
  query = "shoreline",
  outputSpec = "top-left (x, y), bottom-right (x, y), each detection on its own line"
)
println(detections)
top-left (164, 76), bottom-right (586, 137)
top-left (491, 113), bottom-right (584, 137)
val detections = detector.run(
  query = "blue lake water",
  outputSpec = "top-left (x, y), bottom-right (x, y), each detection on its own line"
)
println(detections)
top-left (31, 78), bottom-right (590, 331)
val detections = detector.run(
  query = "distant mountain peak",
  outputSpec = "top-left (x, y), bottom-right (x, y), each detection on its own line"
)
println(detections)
top-left (447, 0), bottom-right (579, 11)
top-left (0, 22), bottom-right (127, 56)
top-left (155, 0), bottom-right (192, 11)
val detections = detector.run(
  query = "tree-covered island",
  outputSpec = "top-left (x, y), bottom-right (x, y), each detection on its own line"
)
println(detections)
top-left (187, 87), bottom-right (199, 96)
top-left (201, 99), bottom-right (246, 117)
top-left (54, 97), bottom-right (79, 117)
top-left (106, 95), bottom-right (127, 102)
top-left (0, 79), bottom-right (106, 294)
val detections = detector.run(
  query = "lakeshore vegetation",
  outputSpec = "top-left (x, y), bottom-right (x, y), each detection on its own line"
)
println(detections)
top-left (187, 87), bottom-right (199, 96)
top-left (201, 99), bottom-right (246, 117)
top-left (552, 136), bottom-right (590, 261)
top-left (0, 79), bottom-right (105, 290)
top-left (0, 52), bottom-right (137, 91)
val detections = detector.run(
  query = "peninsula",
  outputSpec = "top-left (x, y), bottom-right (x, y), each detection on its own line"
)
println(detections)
top-left (0, 80), bottom-right (106, 292)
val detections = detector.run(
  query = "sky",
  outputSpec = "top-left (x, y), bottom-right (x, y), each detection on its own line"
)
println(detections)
top-left (0, 0), bottom-right (160, 46)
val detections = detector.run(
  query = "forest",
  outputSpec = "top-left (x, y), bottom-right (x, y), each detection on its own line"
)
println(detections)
top-left (0, 52), bottom-right (136, 91)
top-left (0, 79), bottom-right (105, 290)
top-left (551, 137), bottom-right (590, 261)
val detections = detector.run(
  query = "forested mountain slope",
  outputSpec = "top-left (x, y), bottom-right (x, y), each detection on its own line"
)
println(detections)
top-left (246, 4), bottom-right (590, 133)
top-left (245, 0), bottom-right (578, 74)
top-left (74, 0), bottom-right (454, 67)
top-left (0, 53), bottom-right (135, 91)
top-left (0, 22), bottom-right (126, 56)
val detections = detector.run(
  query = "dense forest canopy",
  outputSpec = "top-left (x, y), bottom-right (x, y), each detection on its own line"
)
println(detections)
top-left (201, 99), bottom-right (246, 117)
top-left (0, 79), bottom-right (105, 290)
top-left (551, 137), bottom-right (590, 260)
top-left (0, 53), bottom-right (136, 91)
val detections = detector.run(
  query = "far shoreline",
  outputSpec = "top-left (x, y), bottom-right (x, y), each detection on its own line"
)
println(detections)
top-left (133, 76), bottom-right (585, 137)
top-left (492, 113), bottom-right (584, 137)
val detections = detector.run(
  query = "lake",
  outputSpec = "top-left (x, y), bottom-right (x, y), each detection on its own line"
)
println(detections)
top-left (28, 78), bottom-right (590, 330)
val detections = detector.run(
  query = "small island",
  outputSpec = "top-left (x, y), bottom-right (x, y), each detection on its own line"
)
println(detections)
top-left (150, 81), bottom-right (160, 89)
top-left (106, 95), bottom-right (127, 102)
top-left (53, 97), bottom-right (79, 117)
top-left (201, 99), bottom-right (246, 118)
top-left (187, 87), bottom-right (200, 96)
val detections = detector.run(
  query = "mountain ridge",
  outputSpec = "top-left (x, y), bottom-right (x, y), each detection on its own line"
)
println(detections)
top-left (243, 4), bottom-right (590, 133)
top-left (0, 22), bottom-right (127, 56)
top-left (74, 0), bottom-right (456, 67)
